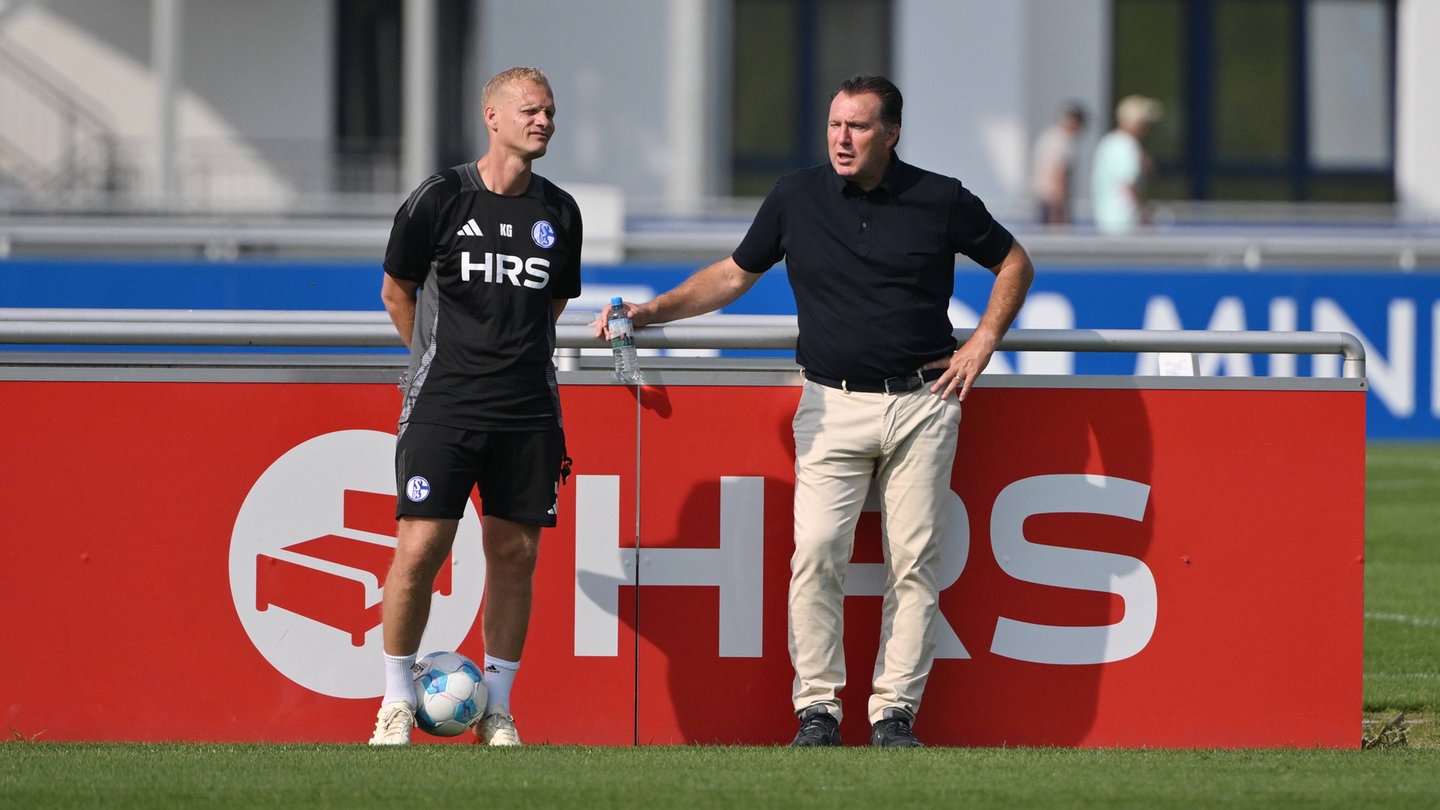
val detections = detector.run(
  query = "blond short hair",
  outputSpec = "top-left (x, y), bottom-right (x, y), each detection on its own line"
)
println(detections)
top-left (1116, 95), bottom-right (1163, 129)
top-left (482, 66), bottom-right (550, 108)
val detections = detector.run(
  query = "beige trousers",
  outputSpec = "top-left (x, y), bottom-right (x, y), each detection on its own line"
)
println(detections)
top-left (788, 379), bottom-right (962, 725)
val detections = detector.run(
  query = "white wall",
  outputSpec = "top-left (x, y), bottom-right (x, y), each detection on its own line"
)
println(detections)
top-left (476, 0), bottom-right (684, 212)
top-left (1024, 0), bottom-right (1109, 212)
top-left (0, 0), bottom-right (332, 205)
top-left (894, 0), bottom-right (1029, 217)
top-left (1396, 0), bottom-right (1440, 219)
top-left (892, 0), bottom-right (1108, 220)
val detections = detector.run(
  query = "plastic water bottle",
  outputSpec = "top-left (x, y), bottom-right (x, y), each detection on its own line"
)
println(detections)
top-left (607, 296), bottom-right (642, 384)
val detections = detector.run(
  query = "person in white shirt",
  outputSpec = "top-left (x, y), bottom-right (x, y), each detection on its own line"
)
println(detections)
top-left (1029, 102), bottom-right (1087, 226)
top-left (1091, 95), bottom-right (1163, 234)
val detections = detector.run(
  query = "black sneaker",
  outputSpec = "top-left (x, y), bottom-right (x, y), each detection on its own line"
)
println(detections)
top-left (789, 706), bottom-right (841, 747)
top-left (870, 709), bottom-right (924, 748)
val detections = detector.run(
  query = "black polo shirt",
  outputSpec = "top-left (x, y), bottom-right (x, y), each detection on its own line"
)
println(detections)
top-left (731, 154), bottom-right (1014, 382)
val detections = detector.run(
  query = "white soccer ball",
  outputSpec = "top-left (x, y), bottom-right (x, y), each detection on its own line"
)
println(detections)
top-left (413, 651), bottom-right (487, 737)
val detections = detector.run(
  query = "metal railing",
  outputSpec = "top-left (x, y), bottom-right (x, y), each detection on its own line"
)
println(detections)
top-left (0, 309), bottom-right (1367, 380)
top-left (4, 212), bottom-right (1440, 268)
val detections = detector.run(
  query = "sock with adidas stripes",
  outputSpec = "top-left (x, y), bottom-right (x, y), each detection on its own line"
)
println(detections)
top-left (383, 653), bottom-right (418, 708)
top-left (482, 654), bottom-right (520, 714)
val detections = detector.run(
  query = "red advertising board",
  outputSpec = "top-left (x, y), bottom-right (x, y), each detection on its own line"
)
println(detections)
top-left (0, 377), bottom-right (1364, 747)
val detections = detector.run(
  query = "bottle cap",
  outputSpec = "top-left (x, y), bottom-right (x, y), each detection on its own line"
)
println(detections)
top-left (610, 296), bottom-right (623, 306)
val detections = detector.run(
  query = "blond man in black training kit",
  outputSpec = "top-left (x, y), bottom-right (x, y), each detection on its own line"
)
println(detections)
top-left (598, 75), bottom-right (1032, 747)
top-left (370, 67), bottom-right (582, 745)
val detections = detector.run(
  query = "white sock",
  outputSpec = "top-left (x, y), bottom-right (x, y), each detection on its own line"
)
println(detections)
top-left (482, 654), bottom-right (520, 714)
top-left (383, 653), bottom-right (418, 707)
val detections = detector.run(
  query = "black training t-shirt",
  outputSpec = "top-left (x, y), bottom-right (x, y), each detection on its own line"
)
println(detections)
top-left (384, 161), bottom-right (582, 431)
top-left (731, 156), bottom-right (1013, 382)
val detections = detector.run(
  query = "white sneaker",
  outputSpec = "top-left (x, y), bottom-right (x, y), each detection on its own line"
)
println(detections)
top-left (368, 702), bottom-right (414, 745)
top-left (475, 709), bottom-right (522, 746)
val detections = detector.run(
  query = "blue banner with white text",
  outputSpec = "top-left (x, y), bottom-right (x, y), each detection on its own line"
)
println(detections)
top-left (4, 258), bottom-right (1436, 438)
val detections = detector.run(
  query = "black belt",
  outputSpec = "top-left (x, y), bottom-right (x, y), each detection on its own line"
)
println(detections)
top-left (803, 367), bottom-right (943, 395)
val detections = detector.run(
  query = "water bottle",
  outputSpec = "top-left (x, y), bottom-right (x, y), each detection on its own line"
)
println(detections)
top-left (606, 296), bottom-right (642, 384)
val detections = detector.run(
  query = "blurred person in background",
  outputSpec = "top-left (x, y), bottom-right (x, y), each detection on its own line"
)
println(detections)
top-left (1091, 95), bottom-right (1163, 234)
top-left (1029, 101), bottom-right (1087, 226)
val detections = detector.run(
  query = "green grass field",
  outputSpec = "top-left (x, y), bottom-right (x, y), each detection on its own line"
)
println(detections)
top-left (1364, 442), bottom-right (1440, 722)
top-left (3, 443), bottom-right (1437, 808)
top-left (2, 744), bottom-right (1438, 809)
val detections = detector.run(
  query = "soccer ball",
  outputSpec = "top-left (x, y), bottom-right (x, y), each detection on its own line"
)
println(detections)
top-left (413, 651), bottom-right (487, 736)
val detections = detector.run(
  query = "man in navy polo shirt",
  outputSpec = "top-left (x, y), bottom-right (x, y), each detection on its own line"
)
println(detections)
top-left (598, 75), bottom-right (1033, 747)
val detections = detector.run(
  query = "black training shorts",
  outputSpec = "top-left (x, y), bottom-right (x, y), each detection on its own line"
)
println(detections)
top-left (395, 422), bottom-right (566, 526)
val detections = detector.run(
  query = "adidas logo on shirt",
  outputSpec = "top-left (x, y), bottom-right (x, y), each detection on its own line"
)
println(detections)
top-left (456, 218), bottom-right (483, 237)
